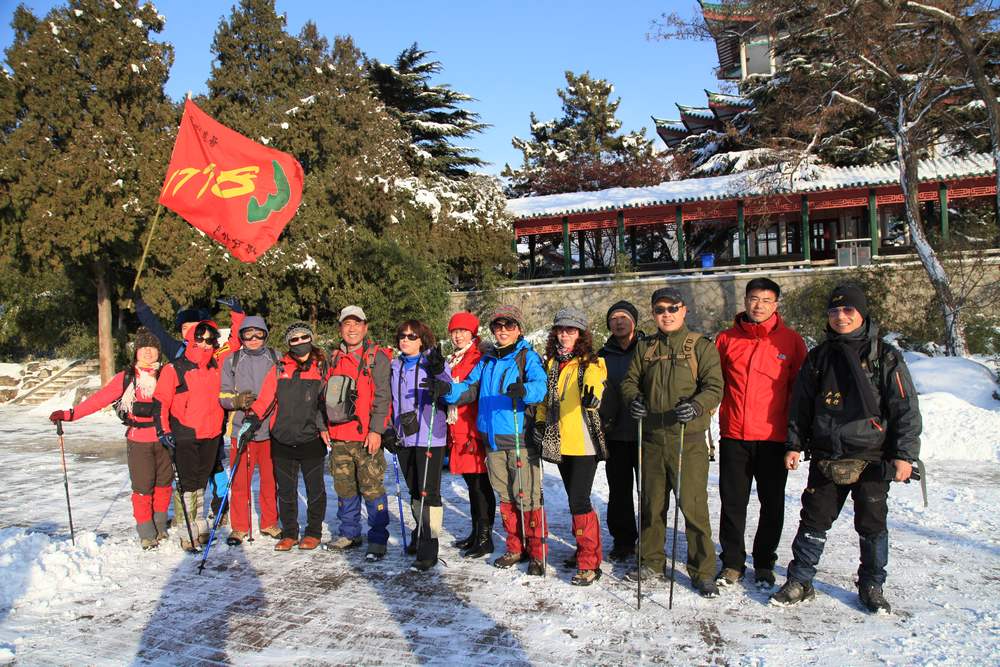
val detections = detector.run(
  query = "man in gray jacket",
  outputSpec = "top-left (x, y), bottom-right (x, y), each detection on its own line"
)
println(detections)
top-left (218, 315), bottom-right (282, 545)
top-left (598, 300), bottom-right (643, 561)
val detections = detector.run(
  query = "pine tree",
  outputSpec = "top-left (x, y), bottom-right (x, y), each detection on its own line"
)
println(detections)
top-left (367, 43), bottom-right (488, 178)
top-left (502, 71), bottom-right (671, 197)
top-left (0, 0), bottom-right (176, 381)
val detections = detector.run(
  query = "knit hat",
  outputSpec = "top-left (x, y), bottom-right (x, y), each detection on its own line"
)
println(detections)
top-left (606, 300), bottom-right (638, 329)
top-left (827, 284), bottom-right (868, 320)
top-left (284, 321), bottom-right (313, 345)
top-left (553, 307), bottom-right (587, 331)
top-left (133, 327), bottom-right (161, 357)
top-left (448, 311), bottom-right (480, 333)
top-left (489, 304), bottom-right (524, 329)
top-left (651, 287), bottom-right (684, 305)
top-left (239, 315), bottom-right (269, 335)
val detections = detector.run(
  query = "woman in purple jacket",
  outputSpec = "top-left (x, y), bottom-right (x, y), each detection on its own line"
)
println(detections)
top-left (390, 319), bottom-right (452, 571)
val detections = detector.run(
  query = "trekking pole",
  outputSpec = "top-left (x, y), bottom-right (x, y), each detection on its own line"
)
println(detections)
top-left (636, 414), bottom-right (643, 610)
top-left (246, 451), bottom-right (254, 543)
top-left (391, 451), bottom-right (409, 552)
top-left (198, 431), bottom-right (252, 574)
top-left (415, 372), bottom-right (439, 547)
top-left (668, 422), bottom-right (686, 610)
top-left (510, 396), bottom-right (529, 566)
top-left (167, 446), bottom-right (200, 554)
top-left (535, 416), bottom-right (548, 578)
top-left (54, 420), bottom-right (76, 545)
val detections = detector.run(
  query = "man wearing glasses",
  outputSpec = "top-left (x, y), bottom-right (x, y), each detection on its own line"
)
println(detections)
top-left (771, 284), bottom-right (921, 614)
top-left (445, 305), bottom-right (549, 575)
top-left (620, 287), bottom-right (724, 598)
top-left (714, 278), bottom-right (807, 590)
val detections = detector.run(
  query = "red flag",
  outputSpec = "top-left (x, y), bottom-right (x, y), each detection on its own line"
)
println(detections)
top-left (158, 99), bottom-right (304, 262)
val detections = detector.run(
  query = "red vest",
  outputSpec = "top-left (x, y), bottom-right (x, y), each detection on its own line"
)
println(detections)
top-left (327, 342), bottom-right (392, 442)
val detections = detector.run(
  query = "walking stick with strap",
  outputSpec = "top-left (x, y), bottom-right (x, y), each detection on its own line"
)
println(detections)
top-left (636, 413), bottom-right (643, 609)
top-left (55, 420), bottom-right (76, 545)
top-left (668, 422), bottom-right (685, 610)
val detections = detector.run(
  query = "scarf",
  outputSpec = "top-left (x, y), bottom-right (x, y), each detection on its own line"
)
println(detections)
top-left (118, 363), bottom-right (160, 415)
top-left (446, 341), bottom-right (476, 425)
top-left (819, 323), bottom-right (881, 419)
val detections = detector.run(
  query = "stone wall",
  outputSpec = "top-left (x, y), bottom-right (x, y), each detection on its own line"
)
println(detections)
top-left (447, 264), bottom-right (934, 337)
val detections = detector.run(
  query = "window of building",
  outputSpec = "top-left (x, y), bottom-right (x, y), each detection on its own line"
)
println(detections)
top-left (745, 36), bottom-right (772, 76)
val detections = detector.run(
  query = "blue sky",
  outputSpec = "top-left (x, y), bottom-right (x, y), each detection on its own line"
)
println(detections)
top-left (0, 0), bottom-right (722, 175)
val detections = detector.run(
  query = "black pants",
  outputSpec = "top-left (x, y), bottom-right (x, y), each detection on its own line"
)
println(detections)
top-left (397, 446), bottom-right (445, 506)
top-left (273, 447), bottom-right (327, 540)
top-left (718, 438), bottom-right (788, 572)
top-left (604, 439), bottom-right (638, 546)
top-left (174, 435), bottom-right (220, 493)
top-left (557, 455), bottom-right (598, 515)
top-left (463, 472), bottom-right (496, 525)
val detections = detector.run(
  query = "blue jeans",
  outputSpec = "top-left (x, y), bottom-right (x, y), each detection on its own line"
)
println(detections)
top-left (787, 462), bottom-right (890, 587)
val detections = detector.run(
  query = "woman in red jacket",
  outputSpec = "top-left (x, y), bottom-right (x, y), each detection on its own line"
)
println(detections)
top-left (153, 321), bottom-right (227, 550)
top-left (49, 328), bottom-right (170, 550)
top-left (445, 312), bottom-right (495, 558)
top-left (247, 322), bottom-right (330, 552)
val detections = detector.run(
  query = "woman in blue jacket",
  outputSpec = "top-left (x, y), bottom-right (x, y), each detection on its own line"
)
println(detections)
top-left (445, 305), bottom-right (548, 576)
top-left (391, 319), bottom-right (453, 571)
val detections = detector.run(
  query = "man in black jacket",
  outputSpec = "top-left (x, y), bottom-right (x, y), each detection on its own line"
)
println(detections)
top-left (771, 285), bottom-right (921, 614)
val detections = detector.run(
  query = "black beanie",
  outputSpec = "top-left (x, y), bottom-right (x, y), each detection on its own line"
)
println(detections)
top-left (175, 307), bottom-right (211, 331)
top-left (606, 300), bottom-right (639, 329)
top-left (828, 284), bottom-right (868, 320)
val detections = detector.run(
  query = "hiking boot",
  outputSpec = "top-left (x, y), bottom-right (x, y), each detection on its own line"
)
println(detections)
top-left (624, 565), bottom-right (658, 583)
top-left (259, 525), bottom-right (282, 539)
top-left (608, 543), bottom-right (635, 562)
top-left (411, 558), bottom-right (437, 572)
top-left (156, 531), bottom-right (169, 544)
top-left (493, 551), bottom-right (528, 569)
top-left (365, 551), bottom-right (385, 562)
top-left (452, 524), bottom-right (476, 550)
top-left (298, 536), bottom-right (321, 550)
top-left (770, 580), bottom-right (816, 607)
top-left (754, 568), bottom-right (776, 589)
top-left (462, 525), bottom-right (494, 558)
top-left (323, 535), bottom-right (362, 551)
top-left (198, 533), bottom-right (210, 546)
top-left (859, 583), bottom-right (892, 614)
top-left (179, 537), bottom-right (200, 553)
top-left (140, 537), bottom-right (159, 551)
top-left (527, 559), bottom-right (545, 576)
top-left (562, 552), bottom-right (578, 569)
top-left (715, 567), bottom-right (743, 587)
top-left (571, 568), bottom-right (602, 586)
top-left (405, 529), bottom-right (418, 555)
top-left (274, 537), bottom-right (296, 552)
top-left (694, 578), bottom-right (721, 598)
top-left (226, 530), bottom-right (247, 546)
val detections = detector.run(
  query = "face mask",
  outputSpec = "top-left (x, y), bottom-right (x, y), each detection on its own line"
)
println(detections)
top-left (290, 342), bottom-right (312, 358)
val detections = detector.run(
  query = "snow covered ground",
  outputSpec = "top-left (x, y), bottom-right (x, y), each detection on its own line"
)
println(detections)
top-left (0, 357), bottom-right (998, 665)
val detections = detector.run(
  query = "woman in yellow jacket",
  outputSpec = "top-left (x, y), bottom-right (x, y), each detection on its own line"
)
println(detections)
top-left (534, 307), bottom-right (608, 586)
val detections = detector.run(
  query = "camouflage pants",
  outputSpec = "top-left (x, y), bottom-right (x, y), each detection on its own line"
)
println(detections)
top-left (329, 440), bottom-right (386, 500)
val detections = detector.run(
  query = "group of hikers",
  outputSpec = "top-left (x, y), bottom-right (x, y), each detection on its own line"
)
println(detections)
top-left (48, 277), bottom-right (922, 613)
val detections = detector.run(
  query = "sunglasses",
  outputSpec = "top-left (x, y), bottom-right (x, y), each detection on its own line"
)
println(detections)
top-left (491, 319), bottom-right (518, 331)
top-left (288, 335), bottom-right (312, 344)
top-left (653, 304), bottom-right (683, 315)
top-left (240, 330), bottom-right (267, 341)
top-left (827, 306), bottom-right (858, 317)
top-left (195, 335), bottom-right (218, 344)
top-left (398, 332), bottom-right (420, 341)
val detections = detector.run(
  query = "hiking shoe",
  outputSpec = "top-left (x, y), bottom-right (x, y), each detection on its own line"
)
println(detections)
top-left (198, 533), bottom-right (210, 546)
top-left (754, 568), bottom-right (776, 589)
top-left (562, 552), bottom-right (578, 569)
top-left (694, 578), bottom-right (721, 598)
top-left (323, 535), bottom-right (362, 551)
top-left (493, 551), bottom-right (527, 569)
top-left (259, 525), bottom-right (282, 539)
top-left (527, 559), bottom-right (545, 576)
top-left (179, 537), bottom-right (200, 553)
top-left (411, 558), bottom-right (436, 572)
top-left (298, 536), bottom-right (321, 550)
top-left (140, 537), bottom-right (159, 551)
top-left (274, 537), bottom-right (296, 552)
top-left (770, 580), bottom-right (816, 607)
top-left (571, 568), bottom-right (602, 586)
top-left (608, 543), bottom-right (635, 562)
top-left (859, 583), bottom-right (892, 614)
top-left (715, 567), bottom-right (743, 587)
top-left (624, 565), bottom-right (658, 583)
top-left (365, 551), bottom-right (385, 562)
top-left (226, 530), bottom-right (247, 546)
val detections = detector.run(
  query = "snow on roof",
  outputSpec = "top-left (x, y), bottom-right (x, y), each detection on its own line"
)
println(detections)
top-left (507, 153), bottom-right (995, 219)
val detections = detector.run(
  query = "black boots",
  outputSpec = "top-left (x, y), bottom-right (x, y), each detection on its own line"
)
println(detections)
top-left (462, 522), bottom-right (495, 558)
top-left (452, 519), bottom-right (477, 550)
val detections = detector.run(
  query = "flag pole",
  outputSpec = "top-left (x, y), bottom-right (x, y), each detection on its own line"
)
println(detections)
top-left (131, 204), bottom-right (163, 295)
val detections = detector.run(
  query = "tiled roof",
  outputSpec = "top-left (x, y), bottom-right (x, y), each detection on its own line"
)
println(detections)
top-left (507, 153), bottom-right (994, 220)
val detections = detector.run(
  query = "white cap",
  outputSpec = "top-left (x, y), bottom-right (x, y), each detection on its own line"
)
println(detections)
top-left (338, 305), bottom-right (367, 323)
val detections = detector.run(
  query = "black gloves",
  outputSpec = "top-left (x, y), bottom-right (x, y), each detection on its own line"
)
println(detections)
top-left (425, 345), bottom-right (445, 376)
top-left (234, 390), bottom-right (256, 411)
top-left (581, 385), bottom-right (601, 410)
top-left (532, 426), bottom-right (544, 447)
top-left (158, 433), bottom-right (176, 452)
top-left (504, 380), bottom-right (526, 400)
top-left (674, 400), bottom-right (702, 424)
top-left (381, 428), bottom-right (400, 454)
top-left (216, 296), bottom-right (243, 313)
top-left (629, 396), bottom-right (648, 420)
top-left (242, 411), bottom-right (262, 437)
top-left (419, 375), bottom-right (452, 400)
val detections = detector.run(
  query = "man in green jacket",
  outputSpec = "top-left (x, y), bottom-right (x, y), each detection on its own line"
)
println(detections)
top-left (621, 287), bottom-right (724, 598)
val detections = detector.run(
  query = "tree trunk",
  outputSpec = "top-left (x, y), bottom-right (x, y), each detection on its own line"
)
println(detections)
top-left (896, 132), bottom-right (969, 356)
top-left (95, 262), bottom-right (115, 384)
top-left (309, 303), bottom-right (318, 334)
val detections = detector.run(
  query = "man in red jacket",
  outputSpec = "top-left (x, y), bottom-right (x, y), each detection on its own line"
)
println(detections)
top-left (714, 278), bottom-right (807, 589)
